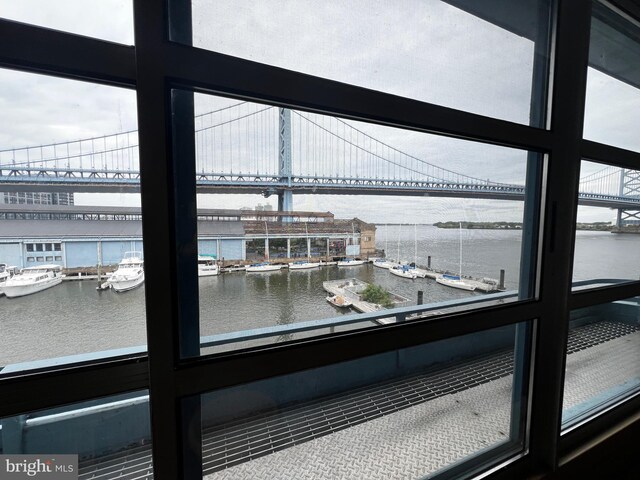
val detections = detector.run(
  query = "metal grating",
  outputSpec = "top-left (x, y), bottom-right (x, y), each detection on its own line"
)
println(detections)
top-left (74, 320), bottom-right (638, 479)
top-left (202, 350), bottom-right (514, 474)
top-left (79, 445), bottom-right (152, 480)
top-left (566, 321), bottom-right (639, 354)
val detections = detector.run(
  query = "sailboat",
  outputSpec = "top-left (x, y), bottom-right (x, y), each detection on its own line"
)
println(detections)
top-left (389, 264), bottom-right (417, 279)
top-left (337, 222), bottom-right (365, 266)
top-left (289, 223), bottom-right (321, 270)
top-left (373, 224), bottom-right (394, 269)
top-left (436, 222), bottom-right (476, 291)
top-left (408, 224), bottom-right (427, 277)
top-left (246, 221), bottom-right (284, 273)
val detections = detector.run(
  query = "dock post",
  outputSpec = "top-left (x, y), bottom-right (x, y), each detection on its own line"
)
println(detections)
top-left (499, 269), bottom-right (505, 290)
top-left (417, 291), bottom-right (424, 305)
top-left (427, 256), bottom-right (431, 269)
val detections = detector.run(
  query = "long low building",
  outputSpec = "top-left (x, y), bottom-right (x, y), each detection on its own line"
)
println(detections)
top-left (0, 205), bottom-right (376, 269)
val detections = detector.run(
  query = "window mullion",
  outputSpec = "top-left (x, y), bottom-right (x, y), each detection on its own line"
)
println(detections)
top-left (528, 0), bottom-right (592, 471)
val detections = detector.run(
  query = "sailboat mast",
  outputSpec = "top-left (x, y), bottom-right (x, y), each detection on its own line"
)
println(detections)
top-left (305, 222), bottom-right (310, 261)
top-left (397, 224), bottom-right (401, 263)
top-left (265, 221), bottom-right (269, 261)
top-left (414, 223), bottom-right (417, 265)
top-left (459, 221), bottom-right (462, 276)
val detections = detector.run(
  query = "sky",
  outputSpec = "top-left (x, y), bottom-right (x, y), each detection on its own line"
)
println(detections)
top-left (1, 1), bottom-right (639, 224)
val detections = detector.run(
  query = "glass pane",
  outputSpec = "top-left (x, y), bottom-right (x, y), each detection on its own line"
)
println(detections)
top-left (186, 0), bottom-right (552, 127)
top-left (0, 391), bottom-right (152, 479)
top-left (562, 299), bottom-right (640, 429)
top-left (200, 323), bottom-right (530, 478)
top-left (178, 92), bottom-right (541, 356)
top-left (573, 160), bottom-right (640, 289)
top-left (0, 0), bottom-right (134, 45)
top-left (585, 2), bottom-right (640, 151)
top-left (0, 69), bottom-right (145, 374)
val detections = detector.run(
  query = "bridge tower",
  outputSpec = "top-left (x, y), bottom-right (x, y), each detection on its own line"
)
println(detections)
top-left (278, 108), bottom-right (293, 215)
top-left (616, 168), bottom-right (640, 227)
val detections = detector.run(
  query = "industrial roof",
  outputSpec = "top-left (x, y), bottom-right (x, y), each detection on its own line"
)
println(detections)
top-left (0, 203), bottom-right (334, 219)
top-left (0, 220), bottom-right (244, 239)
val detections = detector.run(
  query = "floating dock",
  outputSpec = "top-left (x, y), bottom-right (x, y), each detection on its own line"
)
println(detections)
top-left (322, 278), bottom-right (410, 317)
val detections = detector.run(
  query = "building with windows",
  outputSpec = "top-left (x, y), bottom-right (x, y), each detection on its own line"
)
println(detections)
top-left (0, 204), bottom-right (376, 268)
top-left (1, 2), bottom-right (640, 480)
top-left (0, 191), bottom-right (74, 205)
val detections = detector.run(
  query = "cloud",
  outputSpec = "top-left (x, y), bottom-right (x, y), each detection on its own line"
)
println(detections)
top-left (1, 1), bottom-right (636, 225)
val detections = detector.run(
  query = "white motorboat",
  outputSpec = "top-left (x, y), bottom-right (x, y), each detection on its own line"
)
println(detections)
top-left (0, 263), bottom-right (17, 296)
top-left (389, 264), bottom-right (418, 279)
top-left (3, 265), bottom-right (63, 298)
top-left (288, 260), bottom-right (321, 270)
top-left (245, 262), bottom-right (283, 273)
top-left (326, 294), bottom-right (353, 308)
top-left (109, 252), bottom-right (145, 292)
top-left (198, 255), bottom-right (219, 277)
top-left (337, 258), bottom-right (365, 266)
top-left (436, 274), bottom-right (476, 291)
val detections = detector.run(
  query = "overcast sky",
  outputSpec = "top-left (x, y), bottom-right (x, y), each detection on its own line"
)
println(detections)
top-left (1, 1), bottom-right (639, 224)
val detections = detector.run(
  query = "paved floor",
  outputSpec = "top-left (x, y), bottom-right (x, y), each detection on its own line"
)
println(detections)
top-left (76, 320), bottom-right (639, 480)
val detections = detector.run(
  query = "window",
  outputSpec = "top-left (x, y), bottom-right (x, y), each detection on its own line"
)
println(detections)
top-left (0, 0), bottom-right (135, 45)
top-left (562, 298), bottom-right (640, 430)
top-left (0, 68), bottom-right (144, 374)
top-left (573, 161), bottom-right (640, 289)
top-left (2, 2), bottom-right (639, 480)
top-left (187, 0), bottom-right (552, 126)
top-left (188, 92), bottom-right (542, 357)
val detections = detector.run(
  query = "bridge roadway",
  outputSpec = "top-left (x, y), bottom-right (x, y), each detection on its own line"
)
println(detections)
top-left (1, 168), bottom-right (639, 210)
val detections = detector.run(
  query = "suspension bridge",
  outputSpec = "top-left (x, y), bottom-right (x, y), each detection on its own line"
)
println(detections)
top-left (0, 102), bottom-right (639, 223)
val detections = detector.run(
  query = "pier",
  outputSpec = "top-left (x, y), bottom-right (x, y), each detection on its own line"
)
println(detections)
top-left (322, 278), bottom-right (410, 314)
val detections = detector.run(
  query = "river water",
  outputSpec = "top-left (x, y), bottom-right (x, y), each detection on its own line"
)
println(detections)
top-left (1, 226), bottom-right (638, 368)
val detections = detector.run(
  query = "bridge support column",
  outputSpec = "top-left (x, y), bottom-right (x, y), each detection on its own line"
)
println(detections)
top-left (616, 168), bottom-right (640, 228)
top-left (278, 190), bottom-right (293, 213)
top-left (278, 108), bottom-right (293, 220)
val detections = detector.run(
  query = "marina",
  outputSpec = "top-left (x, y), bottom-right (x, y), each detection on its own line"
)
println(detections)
top-left (1, 226), bottom-right (639, 369)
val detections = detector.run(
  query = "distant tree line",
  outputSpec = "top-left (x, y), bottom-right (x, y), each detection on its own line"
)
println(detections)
top-left (434, 221), bottom-right (614, 231)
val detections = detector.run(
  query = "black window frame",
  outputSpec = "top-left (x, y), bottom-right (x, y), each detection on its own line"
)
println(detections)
top-left (1, 1), bottom-right (639, 479)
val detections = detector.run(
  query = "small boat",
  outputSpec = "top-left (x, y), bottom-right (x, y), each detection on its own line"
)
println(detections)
top-left (0, 263), bottom-right (17, 296)
top-left (289, 224), bottom-right (321, 270)
top-left (337, 258), bottom-right (365, 266)
top-left (435, 223), bottom-right (476, 291)
top-left (109, 252), bottom-right (145, 292)
top-left (198, 255), bottom-right (219, 277)
top-left (3, 265), bottom-right (63, 298)
top-left (436, 274), bottom-right (476, 291)
top-left (389, 264), bottom-right (418, 279)
top-left (326, 294), bottom-right (353, 308)
top-left (373, 258), bottom-right (394, 269)
top-left (288, 260), bottom-right (321, 270)
top-left (245, 263), bottom-right (283, 273)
